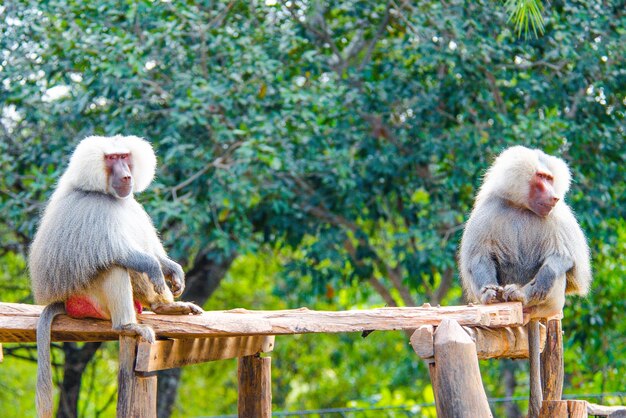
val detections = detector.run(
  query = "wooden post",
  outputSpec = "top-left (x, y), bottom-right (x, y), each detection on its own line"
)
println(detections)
top-left (0, 343), bottom-right (3, 362)
top-left (431, 319), bottom-right (492, 418)
top-left (539, 400), bottom-right (568, 417)
top-left (541, 319), bottom-right (564, 401)
top-left (567, 400), bottom-right (588, 417)
top-left (529, 319), bottom-right (543, 418)
top-left (238, 354), bottom-right (271, 418)
top-left (117, 336), bottom-right (157, 418)
top-left (539, 400), bottom-right (588, 418)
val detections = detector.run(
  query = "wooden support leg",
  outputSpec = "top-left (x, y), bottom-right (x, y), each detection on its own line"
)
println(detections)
top-left (541, 319), bottom-right (564, 401)
top-left (238, 354), bottom-right (271, 418)
top-left (431, 319), bottom-right (492, 418)
top-left (0, 343), bottom-right (3, 363)
top-left (539, 400), bottom-right (588, 418)
top-left (529, 319), bottom-right (543, 418)
top-left (117, 336), bottom-right (157, 418)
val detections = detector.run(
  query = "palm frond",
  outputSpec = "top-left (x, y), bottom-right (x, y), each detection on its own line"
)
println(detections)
top-left (504, 0), bottom-right (545, 38)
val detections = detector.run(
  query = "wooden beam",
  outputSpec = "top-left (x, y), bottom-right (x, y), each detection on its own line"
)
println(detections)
top-left (0, 302), bottom-right (524, 343)
top-left (541, 319), bottom-right (564, 401)
top-left (587, 402), bottom-right (626, 416)
top-left (135, 335), bottom-right (275, 372)
top-left (410, 325), bottom-right (434, 359)
top-left (117, 336), bottom-right (157, 418)
top-left (466, 324), bottom-right (546, 359)
top-left (238, 355), bottom-right (271, 418)
top-left (411, 323), bottom-right (546, 360)
top-left (431, 319), bottom-right (493, 418)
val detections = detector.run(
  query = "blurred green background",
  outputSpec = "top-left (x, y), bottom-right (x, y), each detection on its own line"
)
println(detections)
top-left (0, 1), bottom-right (624, 417)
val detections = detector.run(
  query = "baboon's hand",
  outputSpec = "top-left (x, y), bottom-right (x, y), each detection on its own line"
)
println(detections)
top-left (161, 259), bottom-right (185, 297)
top-left (503, 284), bottom-right (527, 304)
top-left (524, 279), bottom-right (551, 303)
top-left (480, 284), bottom-right (504, 304)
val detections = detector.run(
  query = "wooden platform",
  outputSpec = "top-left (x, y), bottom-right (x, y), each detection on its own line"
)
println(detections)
top-left (0, 301), bottom-right (525, 342)
top-left (0, 301), bottom-right (529, 418)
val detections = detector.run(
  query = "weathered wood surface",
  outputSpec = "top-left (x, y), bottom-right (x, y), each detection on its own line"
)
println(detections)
top-left (410, 325), bottom-right (435, 359)
top-left (541, 319), bottom-right (564, 401)
top-left (0, 302), bottom-right (524, 342)
top-left (117, 336), bottom-right (157, 418)
top-left (431, 319), bottom-right (493, 418)
top-left (587, 403), bottom-right (626, 417)
top-left (529, 319), bottom-right (544, 418)
top-left (411, 322), bottom-right (546, 360)
top-left (567, 400), bottom-right (589, 417)
top-left (0, 343), bottom-right (3, 362)
top-left (135, 335), bottom-right (275, 372)
top-left (539, 400), bottom-right (568, 417)
top-left (540, 400), bottom-right (589, 418)
top-left (466, 323), bottom-right (546, 359)
top-left (238, 355), bottom-right (271, 418)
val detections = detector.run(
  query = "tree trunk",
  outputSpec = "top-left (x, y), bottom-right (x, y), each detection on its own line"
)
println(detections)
top-left (57, 342), bottom-right (102, 418)
top-left (156, 250), bottom-right (236, 418)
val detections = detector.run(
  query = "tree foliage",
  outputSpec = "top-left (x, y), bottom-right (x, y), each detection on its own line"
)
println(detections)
top-left (0, 0), bottom-right (624, 416)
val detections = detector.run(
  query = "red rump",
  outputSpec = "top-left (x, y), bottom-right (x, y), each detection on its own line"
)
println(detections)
top-left (65, 295), bottom-right (142, 319)
top-left (134, 299), bottom-right (143, 314)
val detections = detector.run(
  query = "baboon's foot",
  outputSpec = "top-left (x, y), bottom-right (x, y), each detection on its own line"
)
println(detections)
top-left (151, 301), bottom-right (203, 315)
top-left (117, 323), bottom-right (156, 343)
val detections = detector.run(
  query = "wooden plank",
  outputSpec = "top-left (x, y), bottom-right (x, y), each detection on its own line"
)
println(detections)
top-left (412, 324), bottom-right (546, 360)
top-left (0, 302), bottom-right (525, 343)
top-left (117, 336), bottom-right (157, 418)
top-left (541, 319), bottom-right (564, 401)
top-left (136, 335), bottom-right (275, 372)
top-left (539, 400), bottom-right (568, 417)
top-left (238, 355), bottom-right (271, 418)
top-left (431, 319), bottom-right (493, 418)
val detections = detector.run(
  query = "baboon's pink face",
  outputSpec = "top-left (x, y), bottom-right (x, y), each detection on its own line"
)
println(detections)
top-left (528, 171), bottom-right (559, 217)
top-left (105, 153), bottom-right (133, 198)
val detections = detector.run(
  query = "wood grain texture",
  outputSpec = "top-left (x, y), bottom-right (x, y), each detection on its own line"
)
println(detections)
top-left (567, 400), bottom-right (588, 418)
top-left (117, 336), bottom-right (157, 418)
top-left (0, 302), bottom-right (524, 342)
top-left (412, 323), bottom-right (546, 360)
top-left (587, 402), bottom-right (626, 416)
top-left (465, 323), bottom-right (545, 359)
top-left (529, 319), bottom-right (544, 418)
top-left (541, 319), bottom-right (564, 401)
top-left (539, 400), bottom-right (568, 418)
top-left (135, 335), bottom-right (275, 372)
top-left (238, 355), bottom-right (271, 418)
top-left (431, 319), bottom-right (493, 418)
top-left (410, 325), bottom-right (434, 358)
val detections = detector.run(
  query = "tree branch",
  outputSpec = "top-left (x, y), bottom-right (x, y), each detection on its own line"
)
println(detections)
top-left (358, 1), bottom-right (393, 71)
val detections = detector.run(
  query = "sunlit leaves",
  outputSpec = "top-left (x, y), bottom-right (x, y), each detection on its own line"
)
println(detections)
top-left (505, 0), bottom-right (545, 38)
